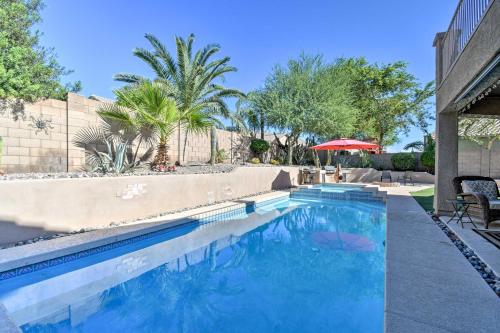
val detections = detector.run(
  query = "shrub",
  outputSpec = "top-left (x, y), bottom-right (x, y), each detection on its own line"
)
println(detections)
top-left (420, 134), bottom-right (435, 173)
top-left (216, 149), bottom-right (228, 164)
top-left (391, 153), bottom-right (416, 171)
top-left (421, 149), bottom-right (435, 171)
top-left (250, 157), bottom-right (260, 164)
top-left (270, 159), bottom-right (280, 165)
top-left (250, 139), bottom-right (270, 154)
top-left (359, 151), bottom-right (373, 168)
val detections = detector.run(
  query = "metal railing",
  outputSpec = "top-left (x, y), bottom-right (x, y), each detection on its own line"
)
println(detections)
top-left (441, 0), bottom-right (493, 78)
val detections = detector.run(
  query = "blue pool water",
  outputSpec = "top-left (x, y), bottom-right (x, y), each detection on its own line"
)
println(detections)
top-left (0, 198), bottom-right (386, 333)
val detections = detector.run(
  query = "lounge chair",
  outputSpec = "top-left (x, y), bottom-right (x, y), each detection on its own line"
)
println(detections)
top-left (452, 176), bottom-right (500, 229)
top-left (397, 171), bottom-right (414, 186)
top-left (380, 170), bottom-right (392, 182)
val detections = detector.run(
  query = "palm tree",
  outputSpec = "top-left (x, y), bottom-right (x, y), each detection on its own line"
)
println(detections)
top-left (98, 81), bottom-right (178, 168)
top-left (403, 140), bottom-right (424, 152)
top-left (114, 33), bottom-right (244, 165)
top-left (236, 91), bottom-right (269, 139)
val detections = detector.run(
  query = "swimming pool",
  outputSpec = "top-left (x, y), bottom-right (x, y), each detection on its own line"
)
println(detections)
top-left (0, 197), bottom-right (386, 333)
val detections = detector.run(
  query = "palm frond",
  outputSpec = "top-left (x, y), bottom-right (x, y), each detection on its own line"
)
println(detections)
top-left (186, 33), bottom-right (195, 60)
top-left (139, 146), bottom-right (155, 163)
top-left (113, 73), bottom-right (147, 83)
top-left (73, 126), bottom-right (105, 149)
top-left (145, 33), bottom-right (179, 83)
top-left (133, 48), bottom-right (171, 80)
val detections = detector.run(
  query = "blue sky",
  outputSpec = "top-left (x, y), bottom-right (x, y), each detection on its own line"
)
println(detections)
top-left (38, 0), bottom-right (457, 152)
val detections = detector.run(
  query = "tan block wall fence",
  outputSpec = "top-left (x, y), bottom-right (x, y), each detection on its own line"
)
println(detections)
top-left (0, 93), bottom-right (244, 172)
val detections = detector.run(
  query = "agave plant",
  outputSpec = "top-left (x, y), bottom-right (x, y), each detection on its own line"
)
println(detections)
top-left (73, 125), bottom-right (149, 173)
top-left (92, 138), bottom-right (129, 173)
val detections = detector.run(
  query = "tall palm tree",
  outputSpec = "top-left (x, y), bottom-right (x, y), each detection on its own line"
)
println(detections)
top-left (114, 33), bottom-right (244, 165)
top-left (98, 81), bottom-right (178, 167)
top-left (236, 91), bottom-right (269, 139)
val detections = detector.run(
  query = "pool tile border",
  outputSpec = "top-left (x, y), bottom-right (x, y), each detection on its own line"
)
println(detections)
top-left (0, 221), bottom-right (184, 281)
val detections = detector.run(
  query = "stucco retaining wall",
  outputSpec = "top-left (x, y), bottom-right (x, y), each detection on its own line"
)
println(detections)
top-left (0, 166), bottom-right (299, 245)
top-left (345, 168), bottom-right (435, 184)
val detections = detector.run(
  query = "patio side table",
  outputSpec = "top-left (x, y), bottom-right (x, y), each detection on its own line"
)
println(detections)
top-left (446, 199), bottom-right (478, 228)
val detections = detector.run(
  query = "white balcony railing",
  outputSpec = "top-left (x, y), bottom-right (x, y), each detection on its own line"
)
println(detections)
top-left (441, 0), bottom-right (494, 77)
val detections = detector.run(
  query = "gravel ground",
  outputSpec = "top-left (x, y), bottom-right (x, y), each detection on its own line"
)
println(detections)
top-left (432, 213), bottom-right (500, 297)
top-left (0, 163), bottom-right (251, 181)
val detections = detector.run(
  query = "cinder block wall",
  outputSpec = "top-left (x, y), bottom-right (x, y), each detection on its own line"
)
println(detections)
top-left (0, 99), bottom-right (69, 172)
top-left (323, 152), bottom-right (426, 171)
top-left (0, 93), bottom-right (245, 172)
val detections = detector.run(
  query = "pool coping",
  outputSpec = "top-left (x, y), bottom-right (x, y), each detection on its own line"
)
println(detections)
top-left (384, 186), bottom-right (500, 333)
top-left (0, 303), bottom-right (20, 333)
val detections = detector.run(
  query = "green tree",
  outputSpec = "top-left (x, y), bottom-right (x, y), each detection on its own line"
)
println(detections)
top-left (114, 33), bottom-right (243, 165)
top-left (340, 58), bottom-right (434, 149)
top-left (259, 54), bottom-right (357, 165)
top-left (0, 0), bottom-right (81, 115)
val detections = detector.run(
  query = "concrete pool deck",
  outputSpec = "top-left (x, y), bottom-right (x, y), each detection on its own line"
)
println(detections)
top-left (1, 185), bottom-right (499, 332)
top-left (384, 186), bottom-right (500, 333)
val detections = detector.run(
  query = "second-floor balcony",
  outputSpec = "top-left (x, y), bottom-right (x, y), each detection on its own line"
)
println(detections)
top-left (439, 0), bottom-right (494, 83)
top-left (434, 0), bottom-right (499, 113)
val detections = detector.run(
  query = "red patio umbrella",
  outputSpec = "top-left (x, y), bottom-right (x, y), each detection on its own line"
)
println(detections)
top-left (310, 138), bottom-right (379, 151)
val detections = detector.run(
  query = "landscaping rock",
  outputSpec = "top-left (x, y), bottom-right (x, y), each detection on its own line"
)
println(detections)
top-left (432, 213), bottom-right (500, 298)
top-left (0, 164), bottom-right (245, 181)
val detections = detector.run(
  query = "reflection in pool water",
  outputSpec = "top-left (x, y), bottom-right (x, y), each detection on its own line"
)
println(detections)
top-left (1, 198), bottom-right (386, 333)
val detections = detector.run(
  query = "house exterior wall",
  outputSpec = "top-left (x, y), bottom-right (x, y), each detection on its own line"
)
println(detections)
top-left (433, 0), bottom-right (500, 213)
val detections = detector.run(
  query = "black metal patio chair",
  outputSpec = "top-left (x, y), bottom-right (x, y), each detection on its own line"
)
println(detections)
top-left (380, 170), bottom-right (392, 182)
